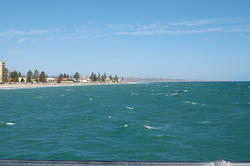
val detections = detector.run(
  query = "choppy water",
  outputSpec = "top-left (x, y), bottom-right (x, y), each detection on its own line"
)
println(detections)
top-left (0, 82), bottom-right (250, 161)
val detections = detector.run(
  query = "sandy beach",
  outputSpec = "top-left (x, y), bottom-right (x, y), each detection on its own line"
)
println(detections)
top-left (0, 82), bottom-right (130, 89)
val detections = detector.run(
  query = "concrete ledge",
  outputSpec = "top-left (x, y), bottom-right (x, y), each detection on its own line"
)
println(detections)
top-left (0, 160), bottom-right (250, 166)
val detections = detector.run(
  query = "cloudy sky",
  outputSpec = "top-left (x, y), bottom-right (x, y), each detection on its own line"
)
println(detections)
top-left (0, 0), bottom-right (250, 80)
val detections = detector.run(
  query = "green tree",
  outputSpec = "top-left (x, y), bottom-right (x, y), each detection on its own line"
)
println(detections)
top-left (114, 74), bottom-right (119, 82)
top-left (74, 72), bottom-right (80, 81)
top-left (97, 72), bottom-right (101, 82)
top-left (93, 73), bottom-right (97, 81)
top-left (109, 75), bottom-right (113, 81)
top-left (33, 69), bottom-right (40, 82)
top-left (17, 72), bottom-right (22, 77)
top-left (26, 70), bottom-right (33, 83)
top-left (58, 74), bottom-right (63, 82)
top-left (9, 71), bottom-right (19, 82)
top-left (39, 71), bottom-right (47, 83)
top-left (90, 72), bottom-right (94, 81)
top-left (101, 73), bottom-right (107, 82)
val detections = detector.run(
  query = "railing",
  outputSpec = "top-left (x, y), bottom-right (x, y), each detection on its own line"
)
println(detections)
top-left (0, 160), bottom-right (250, 166)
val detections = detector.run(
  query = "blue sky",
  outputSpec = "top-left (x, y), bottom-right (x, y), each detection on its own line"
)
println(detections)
top-left (0, 0), bottom-right (250, 80)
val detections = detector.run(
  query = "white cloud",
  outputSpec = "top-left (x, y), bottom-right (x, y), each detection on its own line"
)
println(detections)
top-left (17, 38), bottom-right (27, 43)
top-left (0, 18), bottom-right (249, 41)
top-left (0, 29), bottom-right (49, 37)
top-left (169, 19), bottom-right (219, 26)
top-left (116, 27), bottom-right (225, 36)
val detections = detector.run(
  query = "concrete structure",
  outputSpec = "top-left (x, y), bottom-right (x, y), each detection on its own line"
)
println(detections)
top-left (0, 160), bottom-right (249, 166)
top-left (0, 61), bottom-right (6, 83)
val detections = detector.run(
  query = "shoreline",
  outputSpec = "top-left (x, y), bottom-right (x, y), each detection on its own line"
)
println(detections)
top-left (0, 81), bottom-right (247, 90)
top-left (0, 82), bottom-right (132, 89)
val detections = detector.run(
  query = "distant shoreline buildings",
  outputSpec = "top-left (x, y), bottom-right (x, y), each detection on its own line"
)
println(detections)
top-left (0, 61), bottom-right (125, 84)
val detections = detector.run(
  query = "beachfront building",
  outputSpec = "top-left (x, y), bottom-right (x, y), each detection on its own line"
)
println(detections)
top-left (79, 77), bottom-right (89, 83)
top-left (0, 61), bottom-right (6, 83)
top-left (60, 78), bottom-right (74, 83)
top-left (46, 77), bottom-right (57, 83)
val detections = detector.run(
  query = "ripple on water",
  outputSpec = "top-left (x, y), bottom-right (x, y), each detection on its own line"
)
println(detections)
top-left (197, 121), bottom-right (211, 125)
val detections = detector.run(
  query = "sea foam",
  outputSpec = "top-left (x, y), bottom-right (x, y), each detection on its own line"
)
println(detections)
top-left (126, 106), bottom-right (134, 110)
top-left (143, 125), bottom-right (158, 130)
top-left (185, 101), bottom-right (206, 106)
top-left (131, 92), bottom-right (138, 96)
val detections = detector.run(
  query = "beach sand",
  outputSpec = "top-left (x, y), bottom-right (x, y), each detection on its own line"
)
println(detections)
top-left (0, 82), bottom-right (130, 89)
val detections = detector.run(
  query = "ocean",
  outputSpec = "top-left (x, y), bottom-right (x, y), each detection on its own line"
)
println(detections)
top-left (0, 82), bottom-right (250, 161)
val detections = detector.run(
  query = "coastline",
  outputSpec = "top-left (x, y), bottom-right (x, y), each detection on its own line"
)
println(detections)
top-left (0, 82), bottom-right (131, 89)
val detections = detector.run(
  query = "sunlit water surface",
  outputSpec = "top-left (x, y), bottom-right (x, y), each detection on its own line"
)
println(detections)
top-left (0, 82), bottom-right (250, 161)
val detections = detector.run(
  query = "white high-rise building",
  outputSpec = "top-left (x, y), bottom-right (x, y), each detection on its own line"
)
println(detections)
top-left (0, 61), bottom-right (6, 82)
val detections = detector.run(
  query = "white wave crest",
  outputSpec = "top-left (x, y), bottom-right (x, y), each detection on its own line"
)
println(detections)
top-left (108, 116), bottom-right (112, 119)
top-left (123, 124), bottom-right (129, 128)
top-left (126, 106), bottom-right (134, 110)
top-left (210, 160), bottom-right (232, 166)
top-left (183, 90), bottom-right (188, 93)
top-left (185, 101), bottom-right (198, 105)
top-left (6, 122), bottom-right (15, 126)
top-left (185, 101), bottom-right (206, 106)
top-left (143, 125), bottom-right (158, 130)
top-left (170, 93), bottom-right (178, 96)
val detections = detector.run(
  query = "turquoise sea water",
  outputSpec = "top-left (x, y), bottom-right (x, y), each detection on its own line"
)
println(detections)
top-left (0, 82), bottom-right (250, 161)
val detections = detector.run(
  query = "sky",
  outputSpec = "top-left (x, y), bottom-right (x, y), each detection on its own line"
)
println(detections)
top-left (0, 0), bottom-right (250, 81)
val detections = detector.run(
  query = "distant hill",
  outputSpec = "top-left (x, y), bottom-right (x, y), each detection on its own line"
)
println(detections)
top-left (125, 77), bottom-right (202, 83)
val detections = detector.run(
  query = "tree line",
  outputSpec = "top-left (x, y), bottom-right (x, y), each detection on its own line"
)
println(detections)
top-left (2, 67), bottom-right (124, 83)
top-left (89, 72), bottom-right (122, 82)
top-left (4, 69), bottom-right (47, 83)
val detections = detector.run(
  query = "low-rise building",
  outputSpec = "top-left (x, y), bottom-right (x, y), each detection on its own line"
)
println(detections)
top-left (79, 77), bottom-right (89, 83)
top-left (46, 77), bottom-right (57, 83)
